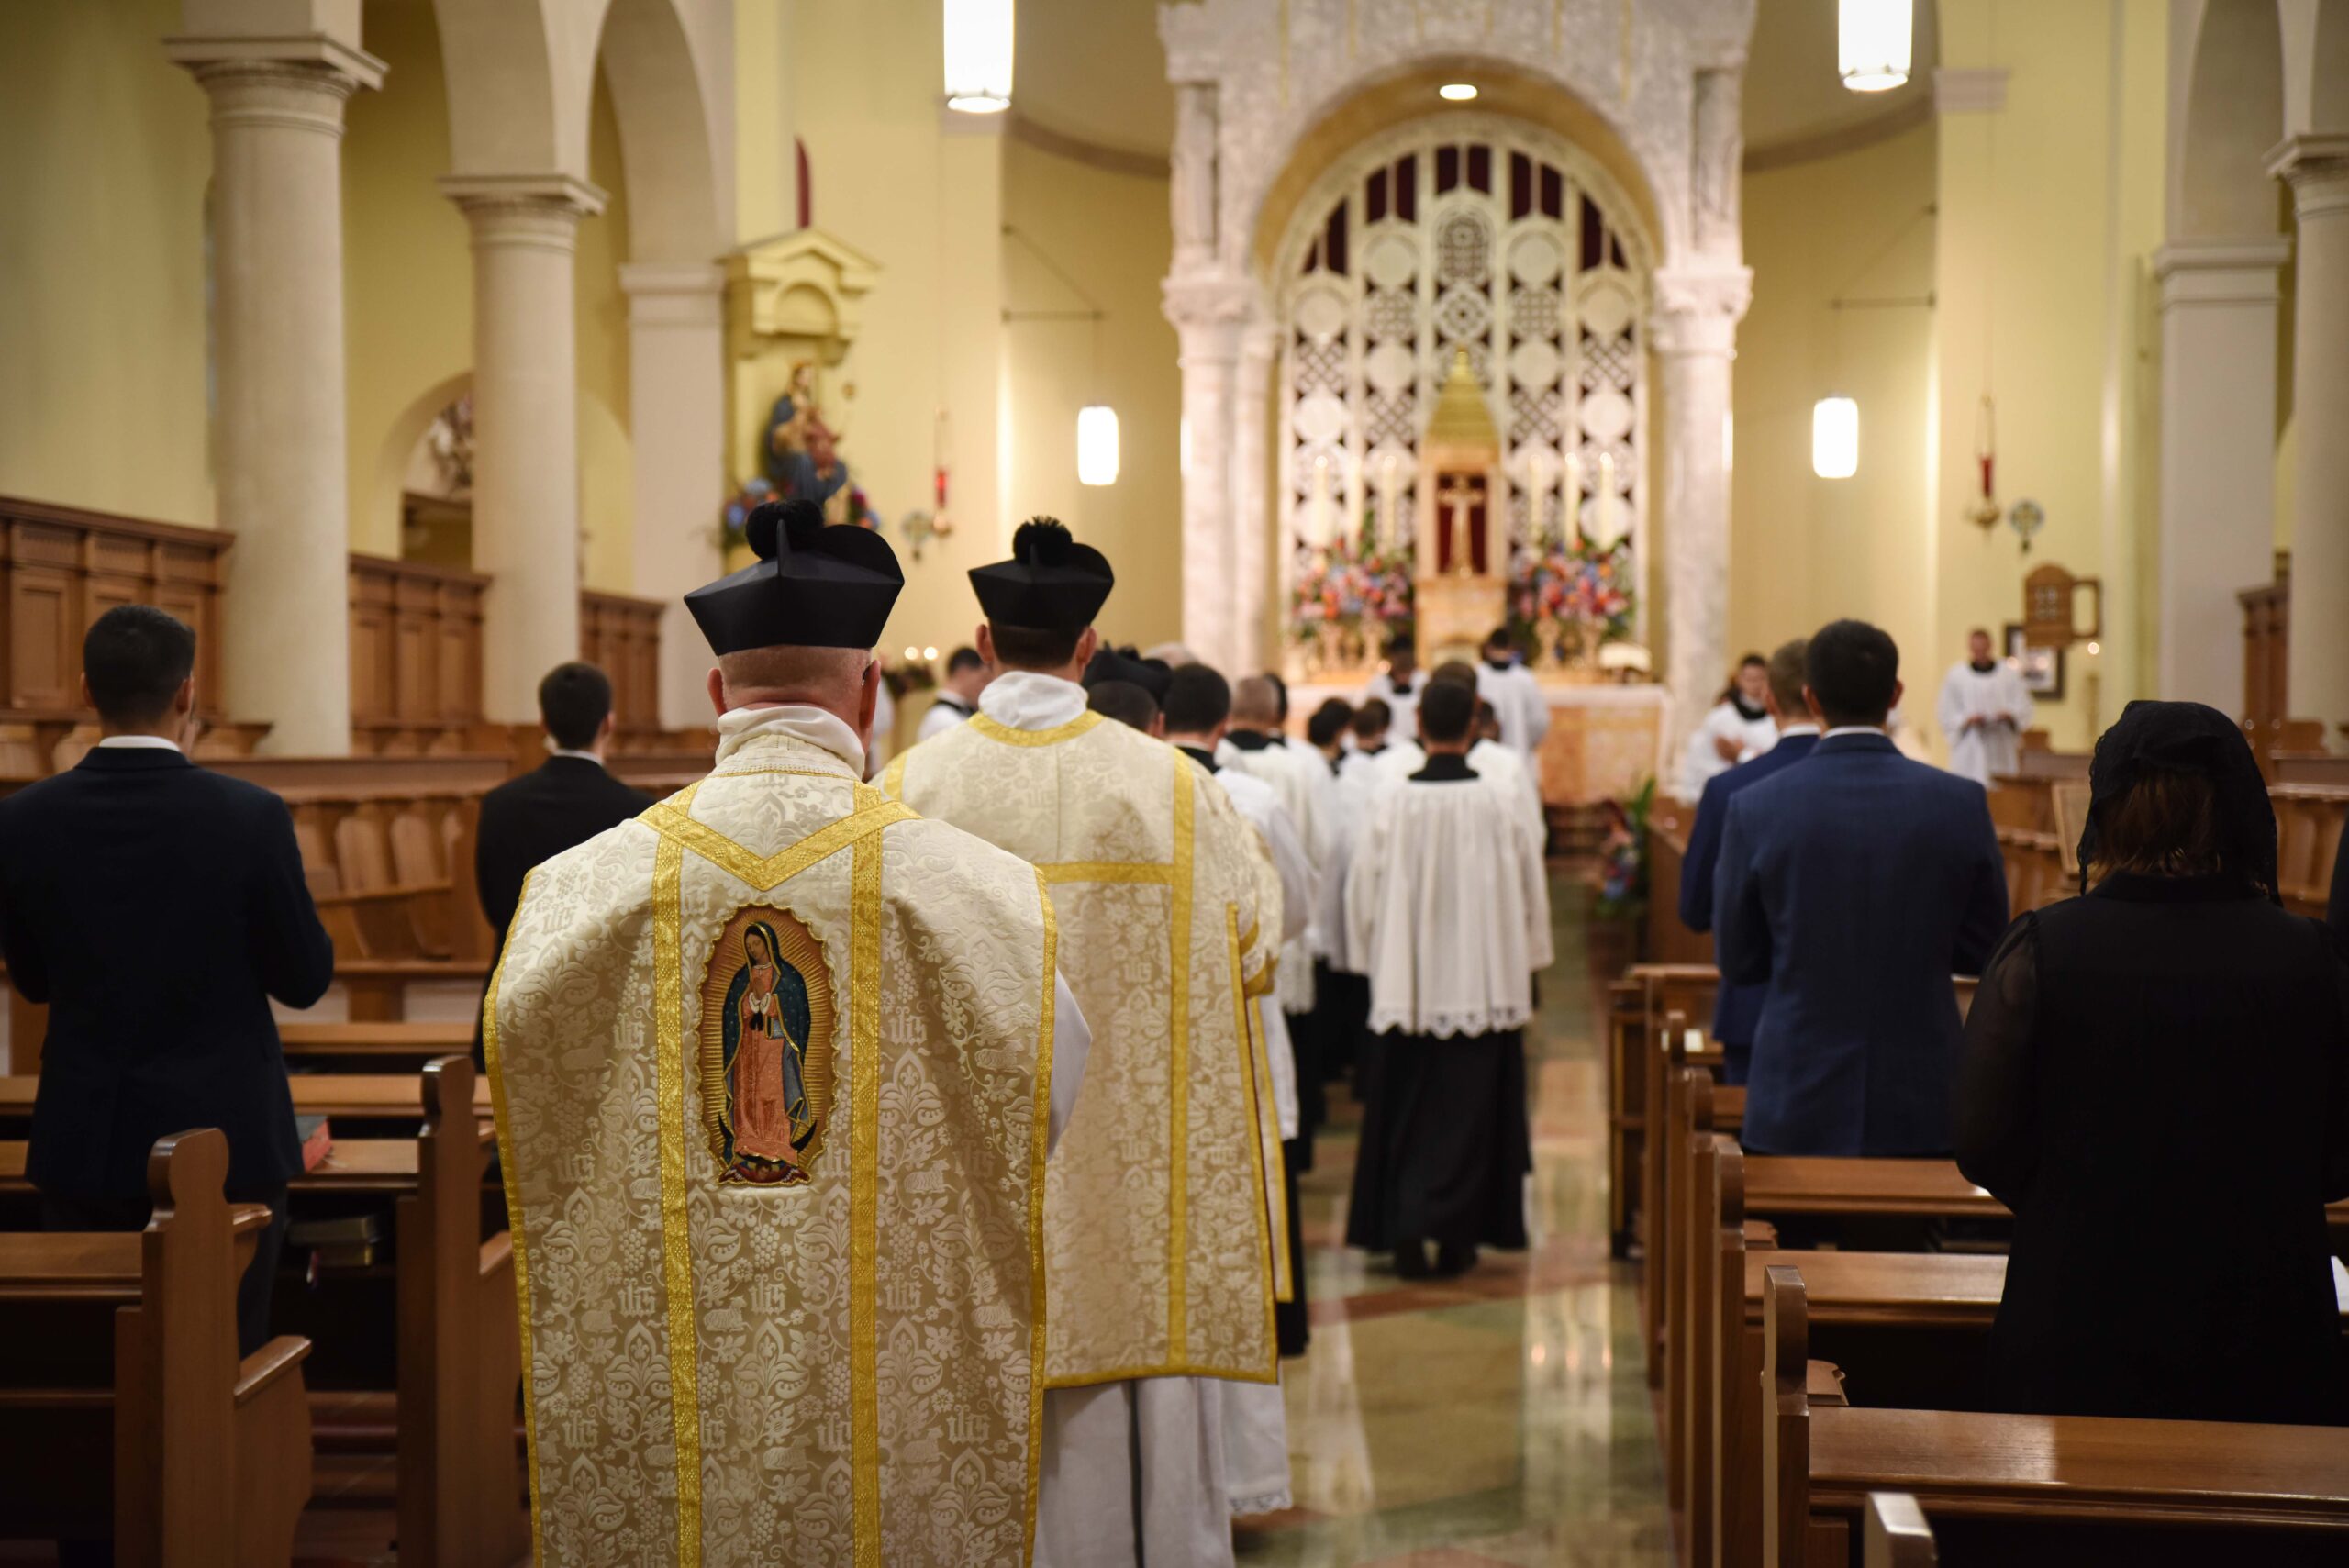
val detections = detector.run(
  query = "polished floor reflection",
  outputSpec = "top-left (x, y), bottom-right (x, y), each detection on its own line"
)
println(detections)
top-left (1235, 880), bottom-right (1670, 1567)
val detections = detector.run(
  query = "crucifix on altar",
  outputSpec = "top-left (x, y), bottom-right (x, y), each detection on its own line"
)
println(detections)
top-left (1412, 349), bottom-right (1508, 663)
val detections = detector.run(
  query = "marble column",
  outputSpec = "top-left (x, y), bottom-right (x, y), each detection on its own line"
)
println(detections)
top-left (166, 35), bottom-right (383, 753)
top-left (2272, 136), bottom-right (2349, 746)
top-left (1165, 275), bottom-right (1253, 670)
top-left (619, 262), bottom-right (726, 730)
top-left (441, 174), bottom-right (606, 723)
top-left (1651, 264), bottom-right (1751, 761)
top-left (2151, 239), bottom-right (2290, 713)
top-left (1230, 317), bottom-right (1279, 675)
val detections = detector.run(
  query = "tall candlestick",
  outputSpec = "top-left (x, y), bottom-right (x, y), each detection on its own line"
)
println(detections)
top-left (1309, 453), bottom-right (1332, 548)
top-left (1375, 452), bottom-right (1401, 551)
top-left (1597, 451), bottom-right (1617, 545)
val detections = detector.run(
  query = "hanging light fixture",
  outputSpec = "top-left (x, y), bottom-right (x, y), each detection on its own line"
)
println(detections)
top-left (943, 0), bottom-right (1014, 114)
top-left (1077, 405), bottom-right (1120, 486)
top-left (1838, 0), bottom-right (1912, 93)
top-left (1812, 397), bottom-right (1859, 479)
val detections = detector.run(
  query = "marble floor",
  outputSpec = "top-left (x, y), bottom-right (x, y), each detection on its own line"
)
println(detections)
top-left (1234, 882), bottom-right (1672, 1568)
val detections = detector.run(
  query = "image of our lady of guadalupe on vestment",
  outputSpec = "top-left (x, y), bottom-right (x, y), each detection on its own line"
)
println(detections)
top-left (708, 915), bottom-right (833, 1184)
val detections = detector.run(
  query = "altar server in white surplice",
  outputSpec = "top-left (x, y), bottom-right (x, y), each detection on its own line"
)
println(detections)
top-left (1375, 665), bottom-right (1545, 845)
top-left (1475, 628), bottom-right (1553, 759)
top-left (1936, 627), bottom-right (2035, 787)
top-left (486, 499), bottom-right (1092, 1567)
top-left (1359, 633), bottom-right (1425, 740)
top-left (1345, 677), bottom-right (1552, 1281)
top-left (884, 520), bottom-right (1281, 1568)
top-left (914, 644), bottom-right (989, 742)
top-left (1676, 652), bottom-right (1778, 801)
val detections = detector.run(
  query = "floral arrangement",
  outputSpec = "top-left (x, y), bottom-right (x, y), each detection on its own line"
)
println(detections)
top-left (1511, 532), bottom-right (1635, 659)
top-left (1592, 775), bottom-right (1656, 924)
top-left (1289, 511), bottom-right (1415, 647)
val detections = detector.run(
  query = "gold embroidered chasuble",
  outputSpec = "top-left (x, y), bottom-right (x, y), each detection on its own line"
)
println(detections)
top-left (884, 710), bottom-right (1280, 1387)
top-left (486, 730), bottom-right (1057, 1568)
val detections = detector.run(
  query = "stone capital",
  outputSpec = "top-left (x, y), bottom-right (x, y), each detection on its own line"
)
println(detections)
top-left (2152, 238), bottom-right (2293, 310)
top-left (619, 261), bottom-right (726, 328)
top-left (1162, 272), bottom-right (1262, 334)
top-left (2267, 135), bottom-right (2349, 220)
top-left (1649, 264), bottom-right (1752, 355)
top-left (440, 173), bottom-right (607, 252)
top-left (164, 31), bottom-right (385, 93)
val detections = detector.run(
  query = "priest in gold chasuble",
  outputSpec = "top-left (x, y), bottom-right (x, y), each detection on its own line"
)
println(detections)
top-left (487, 501), bottom-right (1092, 1568)
top-left (885, 521), bottom-right (1280, 1568)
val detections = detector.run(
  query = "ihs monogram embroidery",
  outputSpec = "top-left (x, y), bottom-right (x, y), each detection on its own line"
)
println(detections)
top-left (696, 905), bottom-right (836, 1184)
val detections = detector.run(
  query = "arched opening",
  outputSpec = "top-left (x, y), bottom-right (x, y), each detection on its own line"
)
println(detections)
top-left (594, 0), bottom-right (728, 264)
top-left (2177, 0), bottom-right (2286, 239)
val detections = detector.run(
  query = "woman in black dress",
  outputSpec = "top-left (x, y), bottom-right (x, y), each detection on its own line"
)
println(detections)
top-left (1955, 701), bottom-right (2349, 1425)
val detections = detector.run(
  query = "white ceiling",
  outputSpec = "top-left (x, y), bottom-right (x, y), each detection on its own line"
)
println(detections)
top-left (1011, 0), bottom-right (1939, 167)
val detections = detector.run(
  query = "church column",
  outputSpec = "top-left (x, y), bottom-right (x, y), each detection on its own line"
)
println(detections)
top-left (1651, 265), bottom-right (1751, 756)
top-left (2271, 136), bottom-right (2349, 745)
top-left (165, 29), bottom-right (384, 753)
top-left (1167, 294), bottom-right (1241, 668)
top-left (2151, 239), bottom-right (2290, 712)
top-left (441, 174), bottom-right (607, 723)
top-left (1230, 317), bottom-right (1279, 674)
top-left (619, 261), bottom-right (726, 729)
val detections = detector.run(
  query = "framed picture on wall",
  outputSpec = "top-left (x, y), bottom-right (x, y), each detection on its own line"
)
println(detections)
top-left (2003, 624), bottom-right (2065, 702)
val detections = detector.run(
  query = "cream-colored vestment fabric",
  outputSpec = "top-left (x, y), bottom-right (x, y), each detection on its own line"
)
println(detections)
top-left (488, 719), bottom-right (1063, 1568)
top-left (885, 695), bottom-right (1280, 1389)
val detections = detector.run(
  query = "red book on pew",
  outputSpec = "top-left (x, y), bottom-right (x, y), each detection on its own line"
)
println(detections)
top-left (296, 1114), bottom-right (333, 1173)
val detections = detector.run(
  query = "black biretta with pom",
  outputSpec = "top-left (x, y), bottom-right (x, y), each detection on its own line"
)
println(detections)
top-left (685, 499), bottom-right (903, 653)
top-left (968, 517), bottom-right (1115, 631)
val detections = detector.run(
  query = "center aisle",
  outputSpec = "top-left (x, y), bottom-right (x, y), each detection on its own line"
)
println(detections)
top-left (1235, 873), bottom-right (1671, 1567)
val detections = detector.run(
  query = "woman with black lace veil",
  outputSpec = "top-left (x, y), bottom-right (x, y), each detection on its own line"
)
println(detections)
top-left (1955, 700), bottom-right (2349, 1425)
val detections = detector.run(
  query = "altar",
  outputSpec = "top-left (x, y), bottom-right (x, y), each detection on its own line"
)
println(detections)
top-left (1294, 675), bottom-right (1672, 807)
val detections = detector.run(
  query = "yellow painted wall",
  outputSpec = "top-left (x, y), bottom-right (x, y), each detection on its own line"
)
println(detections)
top-left (1930, 0), bottom-right (2168, 751)
top-left (1001, 138), bottom-right (1185, 654)
top-left (784, 0), bottom-right (1003, 662)
top-left (345, 0), bottom-right (471, 558)
top-left (0, 0), bottom-right (213, 526)
top-left (577, 73), bottom-right (635, 593)
top-left (1731, 121), bottom-right (1939, 695)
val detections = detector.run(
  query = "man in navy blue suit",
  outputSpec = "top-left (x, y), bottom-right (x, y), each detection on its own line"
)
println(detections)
top-left (1677, 638), bottom-right (1819, 1085)
top-left (1715, 619), bottom-right (2009, 1155)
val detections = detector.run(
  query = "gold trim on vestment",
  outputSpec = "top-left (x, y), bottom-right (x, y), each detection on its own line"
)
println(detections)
top-left (968, 710), bottom-right (1105, 748)
top-left (1165, 749), bottom-right (1195, 1356)
top-left (640, 795), bottom-right (914, 892)
top-left (1247, 991), bottom-right (1294, 1305)
top-left (848, 829), bottom-right (885, 1565)
top-left (879, 750), bottom-right (908, 801)
top-left (1022, 873), bottom-right (1058, 1567)
top-left (480, 870), bottom-right (545, 1567)
top-left (651, 835), bottom-right (705, 1566)
top-left (1229, 910), bottom-right (1283, 1325)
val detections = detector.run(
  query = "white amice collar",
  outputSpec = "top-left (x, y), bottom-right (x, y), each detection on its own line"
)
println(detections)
top-left (714, 704), bottom-right (866, 773)
top-left (978, 670), bottom-right (1089, 731)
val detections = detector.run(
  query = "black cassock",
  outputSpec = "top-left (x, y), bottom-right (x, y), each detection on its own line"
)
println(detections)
top-left (1344, 1026), bottom-right (1531, 1253)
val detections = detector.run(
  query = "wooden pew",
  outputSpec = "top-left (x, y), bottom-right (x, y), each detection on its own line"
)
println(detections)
top-left (278, 1020), bottom-right (476, 1069)
top-left (1760, 1265), bottom-right (2349, 1566)
top-left (0, 1074), bottom-right (492, 1130)
top-left (1611, 963), bottom-right (1719, 1257)
top-left (1739, 1154), bottom-right (2349, 1236)
top-left (0, 1063), bottom-right (523, 1567)
top-left (0, 1129), bottom-right (313, 1563)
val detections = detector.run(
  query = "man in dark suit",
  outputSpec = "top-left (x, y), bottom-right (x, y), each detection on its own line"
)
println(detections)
top-left (1677, 637), bottom-right (1819, 1085)
top-left (1715, 619), bottom-right (2009, 1155)
top-left (473, 663), bottom-right (652, 1059)
top-left (0, 606), bottom-right (333, 1358)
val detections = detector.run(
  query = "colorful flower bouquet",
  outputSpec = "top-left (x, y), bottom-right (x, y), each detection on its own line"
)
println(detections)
top-left (1511, 533), bottom-right (1635, 669)
top-left (1289, 513), bottom-right (1415, 673)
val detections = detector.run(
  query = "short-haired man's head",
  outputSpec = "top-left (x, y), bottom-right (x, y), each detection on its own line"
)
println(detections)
top-left (1307, 698), bottom-right (1354, 750)
top-left (1484, 627), bottom-right (1513, 657)
top-left (1264, 672), bottom-right (1290, 721)
top-left (1968, 627), bottom-right (1993, 657)
top-left (1431, 659), bottom-right (1480, 691)
top-left (1230, 674), bottom-right (1282, 729)
top-left (1765, 639), bottom-right (1809, 714)
top-left (945, 645), bottom-right (985, 677)
top-left (1087, 680), bottom-right (1160, 733)
top-left (1352, 697), bottom-right (1393, 741)
top-left (1162, 663), bottom-right (1233, 737)
top-left (1418, 679), bottom-right (1477, 745)
top-left (1805, 619), bottom-right (1900, 728)
top-left (986, 622), bottom-right (1085, 671)
top-left (1387, 636), bottom-right (1419, 672)
top-left (83, 605), bottom-right (195, 728)
top-left (538, 662), bottom-right (615, 750)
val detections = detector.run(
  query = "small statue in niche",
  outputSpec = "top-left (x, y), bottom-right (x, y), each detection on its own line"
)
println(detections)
top-left (761, 361), bottom-right (851, 520)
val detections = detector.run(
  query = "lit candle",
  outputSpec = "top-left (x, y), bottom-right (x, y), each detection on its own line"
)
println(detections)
top-left (1377, 452), bottom-right (1402, 550)
top-left (1597, 451), bottom-right (1617, 545)
top-left (1309, 453), bottom-right (1332, 548)
top-left (1564, 452), bottom-right (1583, 542)
top-left (1523, 450), bottom-right (1555, 544)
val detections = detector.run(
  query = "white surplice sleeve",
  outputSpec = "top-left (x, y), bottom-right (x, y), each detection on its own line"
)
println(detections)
top-left (1048, 973), bottom-right (1091, 1153)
